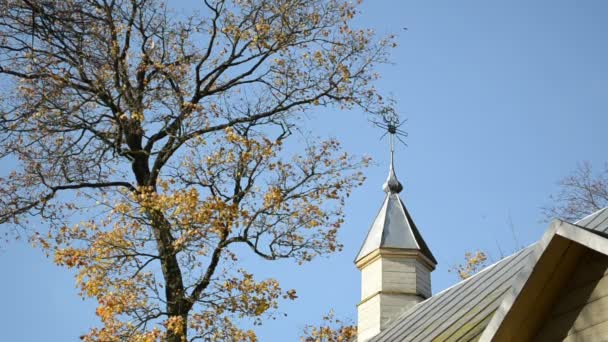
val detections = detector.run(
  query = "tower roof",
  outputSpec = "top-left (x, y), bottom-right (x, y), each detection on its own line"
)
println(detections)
top-left (355, 127), bottom-right (436, 264)
top-left (355, 191), bottom-right (437, 264)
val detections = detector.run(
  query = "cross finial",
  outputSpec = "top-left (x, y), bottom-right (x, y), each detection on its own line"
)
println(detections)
top-left (374, 107), bottom-right (405, 194)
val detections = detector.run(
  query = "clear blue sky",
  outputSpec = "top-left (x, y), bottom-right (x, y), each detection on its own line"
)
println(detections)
top-left (1, 0), bottom-right (607, 341)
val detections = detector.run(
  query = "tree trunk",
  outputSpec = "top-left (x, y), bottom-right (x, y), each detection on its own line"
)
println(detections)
top-left (127, 125), bottom-right (189, 341)
top-left (150, 211), bottom-right (189, 342)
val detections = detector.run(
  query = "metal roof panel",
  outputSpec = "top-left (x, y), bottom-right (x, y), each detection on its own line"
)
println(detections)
top-left (355, 193), bottom-right (437, 264)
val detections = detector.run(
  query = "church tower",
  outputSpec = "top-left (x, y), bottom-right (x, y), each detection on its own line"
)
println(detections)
top-left (355, 124), bottom-right (437, 341)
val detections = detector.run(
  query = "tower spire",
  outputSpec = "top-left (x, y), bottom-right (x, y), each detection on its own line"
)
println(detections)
top-left (355, 109), bottom-right (436, 341)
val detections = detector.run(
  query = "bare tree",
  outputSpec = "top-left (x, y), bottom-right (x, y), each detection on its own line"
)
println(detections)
top-left (0, 0), bottom-right (393, 340)
top-left (543, 162), bottom-right (608, 222)
top-left (451, 162), bottom-right (608, 283)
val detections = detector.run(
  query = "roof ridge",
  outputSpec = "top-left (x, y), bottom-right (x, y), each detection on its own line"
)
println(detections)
top-left (574, 206), bottom-right (608, 224)
top-left (432, 243), bottom-right (535, 299)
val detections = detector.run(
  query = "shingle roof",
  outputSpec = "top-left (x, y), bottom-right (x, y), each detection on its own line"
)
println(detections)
top-left (368, 207), bottom-right (608, 342)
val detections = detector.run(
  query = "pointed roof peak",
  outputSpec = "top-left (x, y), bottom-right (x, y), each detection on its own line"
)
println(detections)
top-left (355, 193), bottom-right (437, 264)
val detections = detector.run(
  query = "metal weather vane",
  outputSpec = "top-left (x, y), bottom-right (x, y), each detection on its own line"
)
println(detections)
top-left (371, 106), bottom-right (409, 149)
top-left (371, 106), bottom-right (407, 194)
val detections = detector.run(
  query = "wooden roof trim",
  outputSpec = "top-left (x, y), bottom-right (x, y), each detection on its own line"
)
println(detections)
top-left (355, 247), bottom-right (436, 271)
top-left (559, 223), bottom-right (608, 256)
top-left (478, 219), bottom-right (608, 342)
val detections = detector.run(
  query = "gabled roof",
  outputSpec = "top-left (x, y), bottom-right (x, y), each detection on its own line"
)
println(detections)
top-left (367, 207), bottom-right (608, 342)
top-left (479, 209), bottom-right (608, 341)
